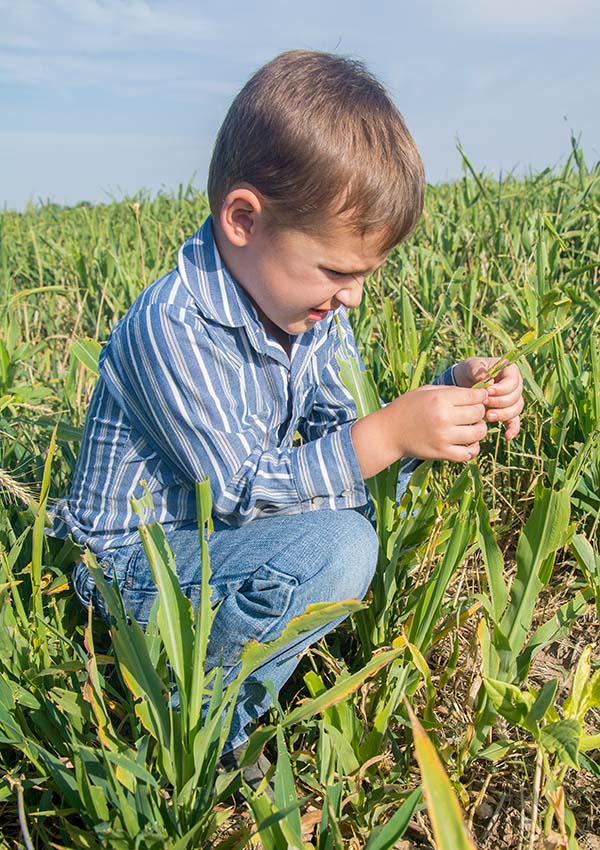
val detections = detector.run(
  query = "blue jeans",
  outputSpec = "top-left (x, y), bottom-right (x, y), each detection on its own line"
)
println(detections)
top-left (72, 509), bottom-right (379, 751)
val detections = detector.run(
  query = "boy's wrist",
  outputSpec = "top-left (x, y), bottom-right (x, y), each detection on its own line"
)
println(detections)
top-left (351, 399), bottom-right (409, 480)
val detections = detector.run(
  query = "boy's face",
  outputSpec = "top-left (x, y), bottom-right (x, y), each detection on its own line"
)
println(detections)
top-left (231, 217), bottom-right (389, 338)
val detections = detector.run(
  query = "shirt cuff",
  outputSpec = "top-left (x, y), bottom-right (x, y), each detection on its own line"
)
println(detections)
top-left (291, 422), bottom-right (368, 512)
top-left (432, 365), bottom-right (458, 387)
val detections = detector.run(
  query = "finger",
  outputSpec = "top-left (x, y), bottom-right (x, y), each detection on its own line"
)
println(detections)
top-left (446, 442), bottom-right (481, 463)
top-left (486, 397), bottom-right (524, 423)
top-left (464, 441), bottom-right (482, 459)
top-left (485, 386), bottom-right (523, 410)
top-left (450, 421), bottom-right (488, 444)
top-left (449, 387), bottom-right (489, 406)
top-left (453, 403), bottom-right (487, 425)
top-left (487, 365), bottom-right (522, 396)
top-left (504, 415), bottom-right (521, 440)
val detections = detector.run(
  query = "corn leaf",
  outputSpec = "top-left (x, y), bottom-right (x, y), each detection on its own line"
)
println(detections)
top-left (364, 787), bottom-right (422, 850)
top-left (408, 703), bottom-right (477, 849)
top-left (499, 485), bottom-right (571, 659)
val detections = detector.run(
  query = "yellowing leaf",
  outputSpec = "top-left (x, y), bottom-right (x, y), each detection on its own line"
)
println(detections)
top-left (408, 703), bottom-right (478, 850)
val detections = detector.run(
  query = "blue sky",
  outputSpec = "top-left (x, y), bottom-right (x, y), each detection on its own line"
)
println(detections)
top-left (1, 0), bottom-right (599, 210)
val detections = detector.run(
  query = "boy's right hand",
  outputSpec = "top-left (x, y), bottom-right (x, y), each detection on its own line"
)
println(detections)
top-left (388, 385), bottom-right (489, 463)
top-left (351, 385), bottom-right (489, 481)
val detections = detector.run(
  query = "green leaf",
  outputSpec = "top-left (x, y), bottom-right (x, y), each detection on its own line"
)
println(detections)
top-left (539, 719), bottom-right (581, 769)
top-left (564, 644), bottom-right (593, 720)
top-left (408, 491), bottom-right (474, 651)
top-left (335, 318), bottom-right (382, 418)
top-left (588, 670), bottom-right (600, 710)
top-left (364, 788), bottom-right (422, 850)
top-left (580, 734), bottom-right (600, 753)
top-left (71, 337), bottom-right (102, 375)
top-left (86, 555), bottom-right (175, 782)
top-left (322, 723), bottom-right (359, 774)
top-left (189, 478), bottom-right (216, 735)
top-left (245, 792), bottom-right (296, 850)
top-left (238, 599), bottom-right (365, 684)
top-left (524, 679), bottom-right (558, 733)
top-left (517, 590), bottom-right (590, 681)
top-left (273, 727), bottom-right (303, 849)
top-left (483, 678), bottom-right (533, 728)
top-left (471, 467), bottom-right (508, 621)
top-left (570, 534), bottom-right (600, 619)
top-left (282, 645), bottom-right (402, 727)
top-left (135, 516), bottom-right (194, 719)
top-left (500, 486), bottom-right (571, 659)
top-left (478, 740), bottom-right (515, 761)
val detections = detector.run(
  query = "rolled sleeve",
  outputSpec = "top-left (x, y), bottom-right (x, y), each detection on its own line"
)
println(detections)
top-left (291, 421), bottom-right (368, 511)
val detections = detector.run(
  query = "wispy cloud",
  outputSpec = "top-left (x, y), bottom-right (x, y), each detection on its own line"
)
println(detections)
top-left (0, 0), bottom-right (213, 52)
top-left (0, 47), bottom-right (235, 99)
top-left (0, 0), bottom-right (234, 99)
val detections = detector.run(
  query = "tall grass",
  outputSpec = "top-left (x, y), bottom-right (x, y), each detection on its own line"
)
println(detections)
top-left (0, 150), bottom-right (598, 849)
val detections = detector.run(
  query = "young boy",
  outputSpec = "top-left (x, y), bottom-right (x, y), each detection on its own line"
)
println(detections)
top-left (52, 51), bottom-right (523, 763)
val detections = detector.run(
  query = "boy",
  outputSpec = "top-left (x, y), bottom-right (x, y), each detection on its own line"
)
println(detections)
top-left (52, 51), bottom-right (523, 766)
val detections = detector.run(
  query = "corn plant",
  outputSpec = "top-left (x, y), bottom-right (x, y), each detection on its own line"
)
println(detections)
top-left (483, 644), bottom-right (600, 849)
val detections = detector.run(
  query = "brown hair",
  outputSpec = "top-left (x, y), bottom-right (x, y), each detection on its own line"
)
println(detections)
top-left (207, 50), bottom-right (424, 252)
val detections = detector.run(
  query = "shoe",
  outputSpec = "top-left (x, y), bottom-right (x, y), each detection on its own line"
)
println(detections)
top-left (219, 743), bottom-right (275, 800)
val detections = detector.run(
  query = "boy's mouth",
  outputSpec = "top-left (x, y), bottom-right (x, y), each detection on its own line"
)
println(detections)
top-left (308, 308), bottom-right (330, 321)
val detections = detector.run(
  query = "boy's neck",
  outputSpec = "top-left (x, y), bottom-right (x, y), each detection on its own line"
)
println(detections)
top-left (252, 304), bottom-right (291, 355)
top-left (265, 321), bottom-right (291, 356)
top-left (212, 217), bottom-right (292, 357)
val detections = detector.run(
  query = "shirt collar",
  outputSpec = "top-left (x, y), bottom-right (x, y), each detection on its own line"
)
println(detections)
top-left (177, 215), bottom-right (252, 329)
top-left (177, 215), bottom-right (333, 365)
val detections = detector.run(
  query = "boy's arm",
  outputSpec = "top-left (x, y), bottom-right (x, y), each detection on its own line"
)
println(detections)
top-left (101, 304), bottom-right (370, 524)
top-left (298, 311), bottom-right (485, 481)
top-left (301, 313), bottom-right (523, 483)
top-left (350, 385), bottom-right (488, 480)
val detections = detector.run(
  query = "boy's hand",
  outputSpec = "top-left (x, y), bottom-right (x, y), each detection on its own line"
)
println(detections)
top-left (389, 384), bottom-right (489, 463)
top-left (352, 384), bottom-right (489, 479)
top-left (452, 357), bottom-right (524, 440)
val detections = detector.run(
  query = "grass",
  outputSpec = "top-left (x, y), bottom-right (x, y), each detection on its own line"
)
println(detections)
top-left (0, 144), bottom-right (599, 849)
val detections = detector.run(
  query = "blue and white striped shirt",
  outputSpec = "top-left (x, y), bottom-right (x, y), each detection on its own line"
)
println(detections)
top-left (51, 217), bottom-right (455, 554)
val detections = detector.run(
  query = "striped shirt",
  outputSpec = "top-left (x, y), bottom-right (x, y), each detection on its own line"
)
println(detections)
top-left (50, 216), bottom-right (455, 554)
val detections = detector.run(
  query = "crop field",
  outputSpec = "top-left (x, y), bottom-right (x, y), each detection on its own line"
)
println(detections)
top-left (0, 144), bottom-right (599, 850)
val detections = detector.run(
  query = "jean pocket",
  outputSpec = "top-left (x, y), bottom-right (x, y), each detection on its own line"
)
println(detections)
top-left (207, 562), bottom-right (299, 668)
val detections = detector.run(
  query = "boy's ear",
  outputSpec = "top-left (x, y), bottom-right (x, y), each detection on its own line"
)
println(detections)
top-left (219, 186), bottom-right (264, 247)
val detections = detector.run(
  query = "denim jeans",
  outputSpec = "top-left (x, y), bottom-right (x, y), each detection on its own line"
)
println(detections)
top-left (72, 508), bottom-right (379, 751)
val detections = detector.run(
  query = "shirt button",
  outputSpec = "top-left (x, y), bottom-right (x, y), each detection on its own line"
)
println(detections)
top-left (341, 489), bottom-right (352, 498)
top-left (312, 496), bottom-right (324, 507)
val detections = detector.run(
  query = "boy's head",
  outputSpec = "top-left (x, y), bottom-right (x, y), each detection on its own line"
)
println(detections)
top-left (208, 50), bottom-right (424, 253)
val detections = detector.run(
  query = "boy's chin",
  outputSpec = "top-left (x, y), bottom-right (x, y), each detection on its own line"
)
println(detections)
top-left (292, 312), bottom-right (332, 333)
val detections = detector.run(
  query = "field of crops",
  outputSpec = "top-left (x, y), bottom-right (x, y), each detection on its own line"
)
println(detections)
top-left (0, 144), bottom-right (599, 850)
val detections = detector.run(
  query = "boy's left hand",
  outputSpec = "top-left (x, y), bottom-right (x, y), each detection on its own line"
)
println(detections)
top-left (453, 357), bottom-right (524, 440)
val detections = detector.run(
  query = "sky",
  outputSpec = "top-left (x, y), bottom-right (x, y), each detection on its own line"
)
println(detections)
top-left (1, 0), bottom-right (599, 210)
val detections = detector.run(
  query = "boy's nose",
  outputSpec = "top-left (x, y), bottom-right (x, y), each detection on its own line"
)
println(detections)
top-left (334, 279), bottom-right (364, 309)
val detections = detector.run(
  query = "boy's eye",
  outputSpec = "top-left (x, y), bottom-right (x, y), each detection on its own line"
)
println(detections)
top-left (324, 268), bottom-right (349, 279)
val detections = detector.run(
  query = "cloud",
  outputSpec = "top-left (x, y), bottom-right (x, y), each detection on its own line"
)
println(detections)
top-left (0, 1), bottom-right (235, 100)
top-left (0, 0), bottom-right (213, 52)
top-left (0, 46), bottom-right (235, 99)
